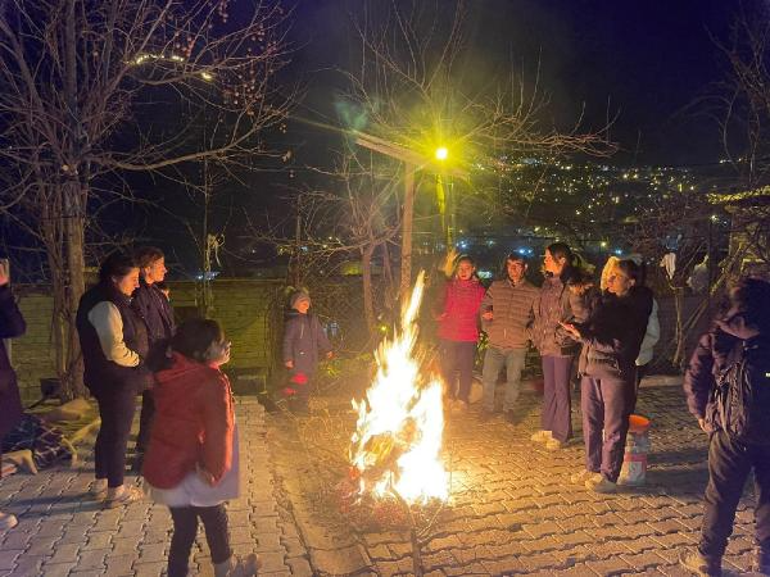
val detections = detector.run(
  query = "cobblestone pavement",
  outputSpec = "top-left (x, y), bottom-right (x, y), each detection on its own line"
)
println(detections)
top-left (267, 382), bottom-right (767, 576)
top-left (0, 399), bottom-right (309, 577)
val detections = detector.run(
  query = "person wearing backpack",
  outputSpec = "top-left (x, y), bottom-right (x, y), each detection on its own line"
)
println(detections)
top-left (681, 277), bottom-right (770, 577)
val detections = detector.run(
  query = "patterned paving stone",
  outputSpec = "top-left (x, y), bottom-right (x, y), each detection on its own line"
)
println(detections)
top-left (0, 399), bottom-right (302, 576)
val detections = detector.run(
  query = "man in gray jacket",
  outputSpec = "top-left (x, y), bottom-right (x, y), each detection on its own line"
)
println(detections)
top-left (480, 253), bottom-right (539, 423)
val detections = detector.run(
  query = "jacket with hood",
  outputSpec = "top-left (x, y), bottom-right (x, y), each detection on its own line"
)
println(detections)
top-left (683, 308), bottom-right (770, 430)
top-left (282, 311), bottom-right (332, 376)
top-left (142, 352), bottom-right (234, 489)
top-left (436, 277), bottom-right (486, 342)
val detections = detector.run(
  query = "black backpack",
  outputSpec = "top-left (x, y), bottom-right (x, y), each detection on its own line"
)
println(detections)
top-left (710, 337), bottom-right (770, 445)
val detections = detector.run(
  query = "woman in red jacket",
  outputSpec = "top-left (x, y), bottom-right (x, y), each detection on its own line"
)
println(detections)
top-left (142, 319), bottom-right (259, 577)
top-left (436, 255), bottom-right (486, 411)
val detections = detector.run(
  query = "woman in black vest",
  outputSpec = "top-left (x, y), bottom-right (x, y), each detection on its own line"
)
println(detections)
top-left (76, 252), bottom-right (149, 507)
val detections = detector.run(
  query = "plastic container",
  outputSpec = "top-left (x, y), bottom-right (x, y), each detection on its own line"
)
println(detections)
top-left (619, 414), bottom-right (651, 486)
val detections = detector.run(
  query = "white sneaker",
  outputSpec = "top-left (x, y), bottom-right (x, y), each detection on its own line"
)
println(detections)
top-left (89, 479), bottom-right (108, 500)
top-left (586, 476), bottom-right (617, 494)
top-left (570, 469), bottom-right (602, 484)
top-left (0, 511), bottom-right (18, 531)
top-left (530, 430), bottom-right (553, 443)
top-left (545, 438), bottom-right (565, 451)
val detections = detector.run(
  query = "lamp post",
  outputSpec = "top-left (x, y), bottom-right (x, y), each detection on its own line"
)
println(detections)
top-left (434, 147), bottom-right (453, 249)
top-left (354, 132), bottom-right (467, 301)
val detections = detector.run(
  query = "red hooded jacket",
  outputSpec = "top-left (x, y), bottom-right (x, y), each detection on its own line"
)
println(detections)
top-left (142, 352), bottom-right (234, 489)
top-left (437, 278), bottom-right (486, 342)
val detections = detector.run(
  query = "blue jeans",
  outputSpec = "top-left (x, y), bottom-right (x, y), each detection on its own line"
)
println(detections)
top-left (481, 346), bottom-right (526, 413)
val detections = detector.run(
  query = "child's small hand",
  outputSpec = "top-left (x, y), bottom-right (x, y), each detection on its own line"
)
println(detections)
top-left (285, 360), bottom-right (294, 369)
top-left (196, 464), bottom-right (216, 487)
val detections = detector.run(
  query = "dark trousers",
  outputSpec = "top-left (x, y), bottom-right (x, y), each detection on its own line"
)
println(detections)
top-left (168, 504), bottom-right (232, 577)
top-left (699, 430), bottom-right (770, 559)
top-left (632, 363), bottom-right (648, 413)
top-left (440, 340), bottom-right (477, 403)
top-left (580, 375), bottom-right (635, 482)
top-left (93, 386), bottom-right (136, 488)
top-left (134, 390), bottom-right (155, 455)
top-left (541, 355), bottom-right (573, 442)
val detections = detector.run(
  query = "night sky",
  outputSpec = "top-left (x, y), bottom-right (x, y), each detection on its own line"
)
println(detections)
top-left (288, 0), bottom-right (739, 166)
top-left (80, 0), bottom-right (753, 277)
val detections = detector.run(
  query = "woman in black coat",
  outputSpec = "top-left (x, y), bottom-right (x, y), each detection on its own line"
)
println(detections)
top-left (0, 261), bottom-right (27, 531)
top-left (562, 259), bottom-right (653, 494)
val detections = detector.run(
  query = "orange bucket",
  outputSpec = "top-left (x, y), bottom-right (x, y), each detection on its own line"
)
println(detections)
top-left (628, 414), bottom-right (651, 434)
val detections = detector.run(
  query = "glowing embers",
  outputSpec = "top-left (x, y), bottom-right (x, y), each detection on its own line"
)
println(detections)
top-left (349, 272), bottom-right (448, 504)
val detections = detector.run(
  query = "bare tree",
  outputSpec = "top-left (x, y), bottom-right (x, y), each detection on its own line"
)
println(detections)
top-left (337, 0), bottom-right (616, 297)
top-left (246, 150), bottom-right (402, 343)
top-left (706, 4), bottom-right (770, 190)
top-left (0, 0), bottom-right (293, 397)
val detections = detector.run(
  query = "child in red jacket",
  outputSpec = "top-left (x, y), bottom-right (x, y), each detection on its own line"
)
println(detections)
top-left (435, 255), bottom-right (486, 411)
top-left (143, 319), bottom-right (259, 577)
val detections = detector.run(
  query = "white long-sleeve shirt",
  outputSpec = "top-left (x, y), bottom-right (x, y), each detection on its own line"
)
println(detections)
top-left (636, 298), bottom-right (660, 366)
top-left (87, 301), bottom-right (140, 367)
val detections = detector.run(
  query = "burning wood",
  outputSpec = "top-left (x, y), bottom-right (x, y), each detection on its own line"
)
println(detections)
top-left (349, 272), bottom-right (449, 504)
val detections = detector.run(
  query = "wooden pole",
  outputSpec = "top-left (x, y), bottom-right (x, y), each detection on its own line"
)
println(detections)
top-left (401, 164), bottom-right (415, 302)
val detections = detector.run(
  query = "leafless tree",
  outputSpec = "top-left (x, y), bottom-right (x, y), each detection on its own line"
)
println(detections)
top-left (247, 150), bottom-right (403, 342)
top-left (705, 3), bottom-right (770, 190)
top-left (0, 0), bottom-right (293, 397)
top-left (337, 0), bottom-right (616, 295)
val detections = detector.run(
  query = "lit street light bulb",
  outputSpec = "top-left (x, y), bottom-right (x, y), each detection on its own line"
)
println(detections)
top-left (435, 147), bottom-right (449, 161)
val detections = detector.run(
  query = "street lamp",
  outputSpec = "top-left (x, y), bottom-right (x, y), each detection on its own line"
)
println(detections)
top-left (434, 146), bottom-right (453, 248)
top-left (353, 132), bottom-right (467, 300)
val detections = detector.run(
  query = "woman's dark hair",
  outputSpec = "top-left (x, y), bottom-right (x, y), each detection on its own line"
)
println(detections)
top-left (615, 259), bottom-right (642, 285)
top-left (546, 242), bottom-right (580, 283)
top-left (99, 251), bottom-right (138, 284)
top-left (171, 318), bottom-right (225, 363)
top-left (546, 242), bottom-right (573, 264)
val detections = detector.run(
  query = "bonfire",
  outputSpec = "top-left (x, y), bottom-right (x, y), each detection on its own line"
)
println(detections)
top-left (349, 272), bottom-right (448, 504)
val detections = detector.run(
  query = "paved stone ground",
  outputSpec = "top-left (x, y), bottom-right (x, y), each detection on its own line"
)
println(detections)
top-left (267, 381), bottom-right (767, 576)
top-left (1, 383), bottom-right (767, 576)
top-left (0, 398), bottom-right (309, 577)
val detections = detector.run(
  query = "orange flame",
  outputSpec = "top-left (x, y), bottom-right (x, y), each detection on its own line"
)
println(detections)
top-left (349, 272), bottom-right (448, 503)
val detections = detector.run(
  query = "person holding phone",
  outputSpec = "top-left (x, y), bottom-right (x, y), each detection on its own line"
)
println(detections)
top-left (0, 259), bottom-right (28, 531)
